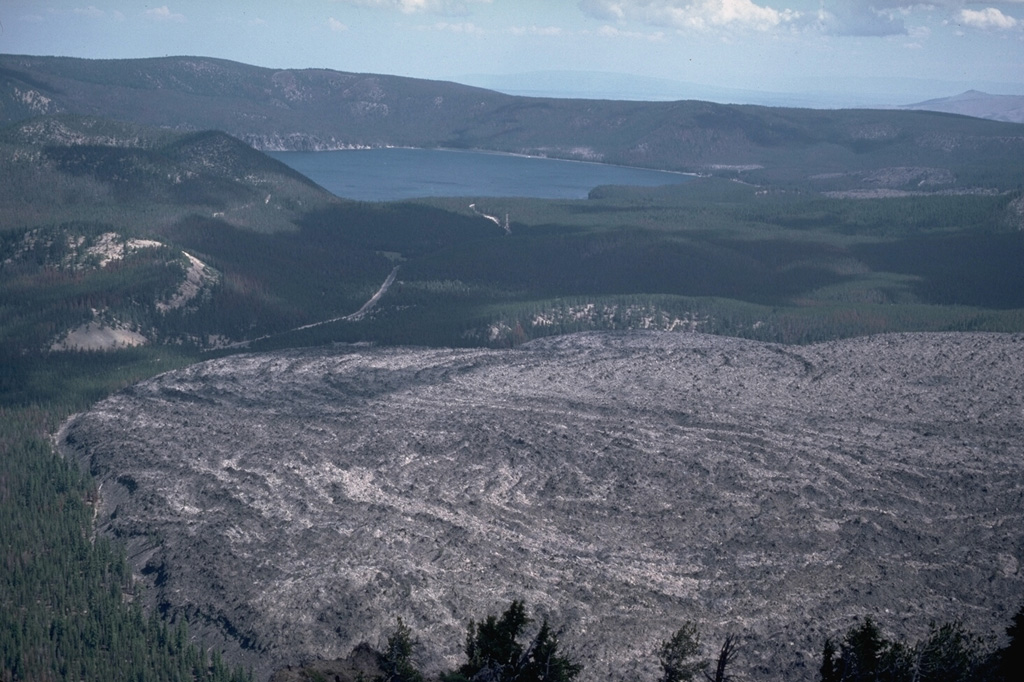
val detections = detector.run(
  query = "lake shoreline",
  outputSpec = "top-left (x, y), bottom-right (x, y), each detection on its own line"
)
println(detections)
top-left (268, 147), bottom-right (692, 201)
top-left (431, 146), bottom-right (697, 177)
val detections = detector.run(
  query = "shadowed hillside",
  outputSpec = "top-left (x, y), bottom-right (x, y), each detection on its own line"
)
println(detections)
top-left (4, 113), bottom-right (1023, 363)
top-left (0, 115), bottom-right (333, 233)
top-left (3, 54), bottom-right (1023, 189)
top-left (0, 116), bottom-right (357, 363)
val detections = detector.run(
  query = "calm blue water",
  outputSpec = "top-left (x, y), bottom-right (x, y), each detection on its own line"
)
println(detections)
top-left (268, 148), bottom-right (688, 201)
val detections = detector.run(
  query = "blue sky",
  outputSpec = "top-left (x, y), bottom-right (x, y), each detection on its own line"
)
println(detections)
top-left (2, 1), bottom-right (1022, 105)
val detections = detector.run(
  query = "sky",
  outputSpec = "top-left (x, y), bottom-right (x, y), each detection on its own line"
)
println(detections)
top-left (1, 1), bottom-right (1023, 106)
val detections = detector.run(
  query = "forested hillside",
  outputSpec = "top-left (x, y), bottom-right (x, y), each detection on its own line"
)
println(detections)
top-left (3, 113), bottom-right (1023, 361)
top-left (3, 54), bottom-right (1024, 189)
top-left (0, 324), bottom-right (263, 679)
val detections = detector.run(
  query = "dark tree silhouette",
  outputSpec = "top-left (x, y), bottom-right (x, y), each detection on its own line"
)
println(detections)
top-left (819, 616), bottom-right (1003, 682)
top-left (520, 620), bottom-right (581, 682)
top-left (660, 622), bottom-right (707, 682)
top-left (819, 617), bottom-right (898, 682)
top-left (704, 634), bottom-right (739, 682)
top-left (377, 617), bottom-right (424, 682)
top-left (445, 601), bottom-right (580, 682)
top-left (821, 638), bottom-right (839, 682)
top-left (843, 618), bottom-right (885, 681)
top-left (913, 621), bottom-right (981, 682)
top-left (998, 603), bottom-right (1024, 681)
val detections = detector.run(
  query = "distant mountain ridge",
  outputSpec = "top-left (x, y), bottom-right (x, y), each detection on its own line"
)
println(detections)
top-left (3, 54), bottom-right (1023, 188)
top-left (457, 70), bottom-right (817, 106)
top-left (458, 70), bottom-right (910, 109)
top-left (3, 56), bottom-right (1024, 360)
top-left (462, 71), bottom-right (1024, 114)
top-left (901, 90), bottom-right (1024, 124)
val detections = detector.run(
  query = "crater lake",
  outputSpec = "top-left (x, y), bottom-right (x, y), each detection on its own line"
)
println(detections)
top-left (267, 148), bottom-right (690, 201)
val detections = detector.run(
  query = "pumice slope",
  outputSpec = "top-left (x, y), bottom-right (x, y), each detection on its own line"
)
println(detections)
top-left (60, 331), bottom-right (1024, 681)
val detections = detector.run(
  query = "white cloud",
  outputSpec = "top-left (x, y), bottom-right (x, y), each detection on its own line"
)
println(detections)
top-left (579, 1), bottom-right (1024, 37)
top-left (579, 0), bottom-right (798, 32)
top-left (958, 7), bottom-right (1019, 29)
top-left (904, 23), bottom-right (931, 46)
top-left (700, 0), bottom-right (794, 29)
top-left (327, 17), bottom-right (349, 32)
top-left (336, 0), bottom-right (491, 15)
top-left (579, 0), bottom-right (627, 22)
top-left (144, 6), bottom-right (185, 22)
top-left (825, 1), bottom-right (1024, 33)
top-left (813, 3), bottom-right (908, 36)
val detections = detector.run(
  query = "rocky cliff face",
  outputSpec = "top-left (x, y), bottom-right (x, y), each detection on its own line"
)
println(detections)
top-left (60, 331), bottom-right (1024, 681)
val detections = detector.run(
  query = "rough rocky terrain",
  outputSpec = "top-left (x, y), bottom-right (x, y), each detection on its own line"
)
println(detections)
top-left (60, 332), bottom-right (1024, 681)
top-left (6, 229), bottom-right (222, 352)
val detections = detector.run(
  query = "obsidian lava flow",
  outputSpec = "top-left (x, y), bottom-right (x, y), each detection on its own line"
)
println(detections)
top-left (60, 332), bottom-right (1024, 681)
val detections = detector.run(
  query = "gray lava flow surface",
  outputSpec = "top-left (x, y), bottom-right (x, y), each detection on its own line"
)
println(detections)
top-left (60, 331), bottom-right (1024, 681)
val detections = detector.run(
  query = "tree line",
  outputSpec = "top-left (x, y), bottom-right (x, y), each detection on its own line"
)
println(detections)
top-left (0, 405), bottom-right (251, 682)
top-left (364, 600), bottom-right (1024, 682)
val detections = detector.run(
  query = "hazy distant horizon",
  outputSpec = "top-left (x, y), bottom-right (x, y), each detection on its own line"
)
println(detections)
top-left (456, 69), bottom-right (1024, 108)
top-left (2, 1), bottom-right (1021, 111)
top-left (4, 49), bottom-right (1021, 111)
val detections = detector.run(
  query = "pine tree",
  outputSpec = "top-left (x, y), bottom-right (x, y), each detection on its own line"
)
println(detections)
top-left (839, 617), bottom-right (885, 682)
top-left (520, 619), bottom-right (581, 682)
top-left (706, 634), bottom-right (738, 682)
top-left (820, 638), bottom-right (839, 682)
top-left (377, 618), bottom-right (424, 682)
top-left (659, 622), bottom-right (706, 682)
top-left (998, 604), bottom-right (1024, 681)
top-left (446, 601), bottom-right (579, 682)
top-left (913, 621), bottom-right (981, 682)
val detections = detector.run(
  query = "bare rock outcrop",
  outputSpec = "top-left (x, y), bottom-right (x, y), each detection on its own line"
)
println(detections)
top-left (60, 332), bottom-right (1024, 681)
